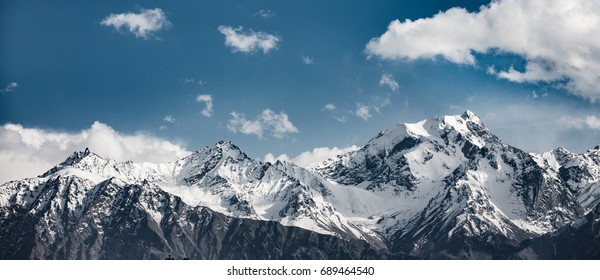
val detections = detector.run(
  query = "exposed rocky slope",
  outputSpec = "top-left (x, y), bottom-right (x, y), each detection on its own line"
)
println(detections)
top-left (1, 110), bottom-right (599, 259)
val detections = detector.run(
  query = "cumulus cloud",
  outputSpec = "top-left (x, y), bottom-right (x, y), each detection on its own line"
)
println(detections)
top-left (101, 8), bottom-right (171, 39)
top-left (302, 56), bottom-right (314, 65)
top-left (263, 153), bottom-right (290, 164)
top-left (365, 0), bottom-right (600, 101)
top-left (355, 103), bottom-right (372, 120)
top-left (291, 146), bottom-right (360, 168)
top-left (260, 109), bottom-right (299, 138)
top-left (560, 115), bottom-right (600, 130)
top-left (264, 145), bottom-right (359, 168)
top-left (196, 94), bottom-right (213, 117)
top-left (379, 73), bottom-right (399, 91)
top-left (218, 25), bottom-right (280, 54)
top-left (0, 82), bottom-right (17, 94)
top-left (227, 109), bottom-right (299, 139)
top-left (227, 112), bottom-right (264, 137)
top-left (0, 122), bottom-right (191, 184)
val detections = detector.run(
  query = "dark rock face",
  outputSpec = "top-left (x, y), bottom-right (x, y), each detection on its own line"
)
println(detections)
top-left (316, 112), bottom-right (591, 259)
top-left (390, 185), bottom-right (530, 259)
top-left (0, 178), bottom-right (398, 260)
top-left (2, 111), bottom-right (600, 260)
top-left (514, 203), bottom-right (600, 260)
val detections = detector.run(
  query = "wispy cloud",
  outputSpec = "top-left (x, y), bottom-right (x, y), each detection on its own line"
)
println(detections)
top-left (379, 73), bottom-right (399, 91)
top-left (302, 55), bottom-right (314, 65)
top-left (196, 94), bottom-right (213, 117)
top-left (163, 115), bottom-right (176, 123)
top-left (184, 78), bottom-right (206, 85)
top-left (322, 103), bottom-right (350, 122)
top-left (264, 145), bottom-right (359, 168)
top-left (0, 122), bottom-right (191, 184)
top-left (0, 82), bottom-right (17, 94)
top-left (160, 115), bottom-right (176, 130)
top-left (101, 8), bottom-right (171, 39)
top-left (227, 109), bottom-right (299, 139)
top-left (355, 103), bottom-right (372, 120)
top-left (218, 25), bottom-right (280, 54)
top-left (365, 0), bottom-right (600, 101)
top-left (560, 115), bottom-right (600, 130)
top-left (371, 96), bottom-right (391, 113)
top-left (527, 91), bottom-right (540, 100)
top-left (334, 116), bottom-right (347, 123)
top-left (322, 104), bottom-right (336, 110)
top-left (254, 9), bottom-right (275, 19)
top-left (353, 96), bottom-right (390, 121)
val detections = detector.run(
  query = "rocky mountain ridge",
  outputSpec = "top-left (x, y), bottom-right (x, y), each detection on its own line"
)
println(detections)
top-left (2, 110), bottom-right (599, 259)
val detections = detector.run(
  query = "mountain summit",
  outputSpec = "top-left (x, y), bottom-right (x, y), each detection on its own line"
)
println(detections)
top-left (1, 111), bottom-right (599, 259)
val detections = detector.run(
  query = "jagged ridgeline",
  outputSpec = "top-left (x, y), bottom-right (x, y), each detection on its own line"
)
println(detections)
top-left (1, 111), bottom-right (600, 259)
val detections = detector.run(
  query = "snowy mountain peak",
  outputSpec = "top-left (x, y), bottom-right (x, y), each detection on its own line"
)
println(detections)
top-left (215, 140), bottom-right (236, 149)
top-left (461, 109), bottom-right (480, 122)
top-left (68, 147), bottom-right (93, 161)
top-left (446, 110), bottom-right (484, 128)
top-left (205, 140), bottom-right (248, 161)
top-left (553, 146), bottom-right (573, 158)
top-left (40, 147), bottom-right (105, 177)
top-left (4, 110), bottom-right (600, 259)
top-left (360, 111), bottom-right (491, 157)
top-left (441, 110), bottom-right (487, 134)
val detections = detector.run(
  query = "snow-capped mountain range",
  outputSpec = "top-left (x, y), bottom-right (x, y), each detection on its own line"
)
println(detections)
top-left (2, 110), bottom-right (600, 259)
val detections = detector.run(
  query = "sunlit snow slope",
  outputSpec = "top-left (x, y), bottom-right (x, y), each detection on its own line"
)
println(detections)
top-left (2, 110), bottom-right (600, 259)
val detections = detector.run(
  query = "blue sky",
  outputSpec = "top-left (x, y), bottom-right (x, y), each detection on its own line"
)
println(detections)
top-left (2, 0), bottom-right (600, 182)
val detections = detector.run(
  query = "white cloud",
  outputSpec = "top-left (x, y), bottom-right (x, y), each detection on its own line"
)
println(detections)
top-left (263, 153), bottom-right (290, 164)
top-left (101, 8), bottom-right (170, 39)
top-left (355, 103), bottom-right (372, 120)
top-left (528, 91), bottom-right (540, 100)
top-left (0, 82), bottom-right (18, 94)
top-left (291, 146), bottom-right (360, 168)
top-left (254, 9), bottom-right (275, 19)
top-left (302, 56), bottom-right (314, 65)
top-left (184, 78), bottom-right (206, 85)
top-left (163, 115), bottom-right (176, 123)
top-left (227, 109), bottom-right (299, 139)
top-left (371, 96), bottom-right (391, 113)
top-left (334, 116), bottom-right (347, 123)
top-left (365, 0), bottom-right (600, 101)
top-left (379, 73), bottom-right (399, 91)
top-left (260, 109), bottom-right (299, 138)
top-left (0, 122), bottom-right (191, 184)
top-left (323, 104), bottom-right (336, 110)
top-left (218, 25), bottom-right (280, 54)
top-left (560, 115), bottom-right (600, 130)
top-left (227, 112), bottom-right (264, 138)
top-left (196, 94), bottom-right (213, 117)
top-left (264, 145), bottom-right (359, 168)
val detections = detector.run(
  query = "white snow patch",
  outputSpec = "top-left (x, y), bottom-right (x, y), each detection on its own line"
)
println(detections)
top-left (146, 209), bottom-right (164, 225)
top-left (49, 167), bottom-right (108, 184)
top-left (404, 120), bottom-right (431, 137)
